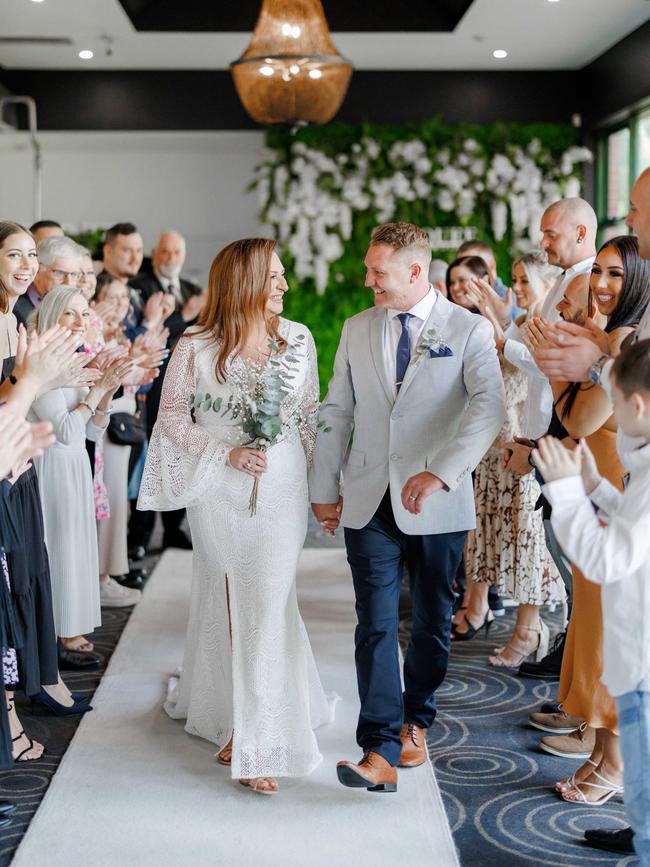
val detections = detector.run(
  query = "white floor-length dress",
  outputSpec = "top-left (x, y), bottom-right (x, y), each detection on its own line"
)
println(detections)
top-left (139, 320), bottom-right (334, 779)
top-left (29, 387), bottom-right (103, 637)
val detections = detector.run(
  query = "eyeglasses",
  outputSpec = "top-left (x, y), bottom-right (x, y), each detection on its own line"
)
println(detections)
top-left (50, 268), bottom-right (82, 282)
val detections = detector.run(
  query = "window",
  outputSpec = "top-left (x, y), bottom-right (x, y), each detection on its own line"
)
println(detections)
top-left (596, 106), bottom-right (650, 243)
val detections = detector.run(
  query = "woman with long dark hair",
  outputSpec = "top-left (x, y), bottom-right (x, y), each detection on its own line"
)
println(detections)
top-left (139, 238), bottom-right (333, 795)
top-left (550, 234), bottom-right (650, 804)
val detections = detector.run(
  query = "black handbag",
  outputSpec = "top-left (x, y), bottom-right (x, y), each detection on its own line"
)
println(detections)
top-left (107, 410), bottom-right (146, 446)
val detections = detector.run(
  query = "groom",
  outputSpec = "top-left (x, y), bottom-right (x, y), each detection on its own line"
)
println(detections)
top-left (310, 222), bottom-right (505, 792)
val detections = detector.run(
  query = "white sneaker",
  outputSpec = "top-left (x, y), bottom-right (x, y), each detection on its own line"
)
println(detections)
top-left (99, 577), bottom-right (142, 608)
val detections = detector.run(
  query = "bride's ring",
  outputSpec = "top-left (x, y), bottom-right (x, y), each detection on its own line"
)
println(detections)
top-left (247, 461), bottom-right (253, 469)
top-left (409, 494), bottom-right (416, 500)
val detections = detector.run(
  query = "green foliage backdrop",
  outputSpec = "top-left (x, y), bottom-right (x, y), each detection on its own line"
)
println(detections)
top-left (256, 119), bottom-right (589, 391)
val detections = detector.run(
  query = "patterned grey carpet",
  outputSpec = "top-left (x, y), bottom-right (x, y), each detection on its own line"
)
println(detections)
top-left (0, 519), bottom-right (634, 865)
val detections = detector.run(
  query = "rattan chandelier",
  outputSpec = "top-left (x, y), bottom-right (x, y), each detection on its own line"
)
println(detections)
top-left (230, 0), bottom-right (353, 125)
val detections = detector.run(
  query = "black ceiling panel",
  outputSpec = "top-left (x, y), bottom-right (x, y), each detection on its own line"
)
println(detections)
top-left (117, 0), bottom-right (476, 33)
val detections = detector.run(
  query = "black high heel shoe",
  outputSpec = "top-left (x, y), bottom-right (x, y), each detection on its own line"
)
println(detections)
top-left (30, 689), bottom-right (93, 717)
top-left (452, 611), bottom-right (494, 642)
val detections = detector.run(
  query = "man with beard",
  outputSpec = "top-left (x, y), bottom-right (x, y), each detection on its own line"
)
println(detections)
top-left (128, 231), bottom-right (206, 555)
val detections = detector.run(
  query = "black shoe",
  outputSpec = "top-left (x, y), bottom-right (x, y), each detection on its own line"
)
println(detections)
top-left (112, 569), bottom-right (147, 590)
top-left (0, 802), bottom-right (16, 816)
top-left (57, 645), bottom-right (102, 671)
top-left (584, 827), bottom-right (635, 854)
top-left (162, 530), bottom-right (192, 550)
top-left (452, 611), bottom-right (494, 642)
top-left (487, 587), bottom-right (505, 617)
top-left (518, 630), bottom-right (565, 678)
top-left (30, 689), bottom-right (93, 716)
top-left (128, 545), bottom-right (147, 563)
top-left (539, 701), bottom-right (562, 714)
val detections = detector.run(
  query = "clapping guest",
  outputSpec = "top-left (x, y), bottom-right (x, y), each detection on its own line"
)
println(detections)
top-left (457, 239), bottom-right (520, 318)
top-left (129, 231), bottom-right (205, 555)
top-left (541, 235), bottom-right (650, 803)
top-left (29, 287), bottom-right (133, 660)
top-left (0, 221), bottom-right (93, 720)
top-left (456, 253), bottom-right (566, 661)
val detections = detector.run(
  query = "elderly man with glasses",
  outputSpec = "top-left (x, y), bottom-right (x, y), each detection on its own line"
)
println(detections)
top-left (14, 235), bottom-right (83, 329)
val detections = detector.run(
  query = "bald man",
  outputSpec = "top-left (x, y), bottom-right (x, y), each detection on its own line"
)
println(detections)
top-left (536, 170), bottom-right (650, 384)
top-left (129, 231), bottom-right (206, 554)
top-left (501, 197), bottom-right (598, 443)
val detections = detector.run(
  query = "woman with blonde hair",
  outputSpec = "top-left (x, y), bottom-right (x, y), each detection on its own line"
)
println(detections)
top-left (29, 286), bottom-right (132, 655)
top-left (454, 251), bottom-right (566, 659)
top-left (139, 238), bottom-right (333, 795)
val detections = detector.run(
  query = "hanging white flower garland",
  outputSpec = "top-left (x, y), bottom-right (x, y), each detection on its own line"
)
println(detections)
top-left (255, 135), bottom-right (592, 294)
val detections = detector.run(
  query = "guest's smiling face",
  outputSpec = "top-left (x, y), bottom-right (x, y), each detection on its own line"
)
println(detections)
top-left (100, 279), bottom-right (130, 322)
top-left (590, 246), bottom-right (624, 318)
top-left (511, 261), bottom-right (536, 310)
top-left (364, 244), bottom-right (420, 310)
top-left (0, 232), bottom-right (38, 298)
top-left (447, 264), bottom-right (478, 310)
top-left (57, 293), bottom-right (90, 340)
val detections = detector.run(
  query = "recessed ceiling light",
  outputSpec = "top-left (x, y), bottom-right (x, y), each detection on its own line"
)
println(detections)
top-left (31, 0), bottom-right (46, 4)
top-left (547, 1), bottom-right (561, 3)
top-left (78, 49), bottom-right (94, 60)
top-left (493, 49), bottom-right (508, 59)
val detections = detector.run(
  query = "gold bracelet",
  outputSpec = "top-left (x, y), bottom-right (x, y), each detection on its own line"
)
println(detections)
top-left (78, 400), bottom-right (96, 414)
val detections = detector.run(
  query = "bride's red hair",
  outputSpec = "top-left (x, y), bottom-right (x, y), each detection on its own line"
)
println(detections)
top-left (196, 237), bottom-right (282, 382)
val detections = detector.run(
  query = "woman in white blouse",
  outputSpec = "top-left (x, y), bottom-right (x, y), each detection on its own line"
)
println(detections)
top-left (29, 286), bottom-right (132, 653)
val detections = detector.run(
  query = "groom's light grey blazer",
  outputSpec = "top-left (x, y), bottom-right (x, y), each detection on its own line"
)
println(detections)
top-left (309, 291), bottom-right (506, 535)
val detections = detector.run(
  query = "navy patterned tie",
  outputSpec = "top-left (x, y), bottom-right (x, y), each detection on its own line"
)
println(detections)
top-left (395, 312), bottom-right (413, 393)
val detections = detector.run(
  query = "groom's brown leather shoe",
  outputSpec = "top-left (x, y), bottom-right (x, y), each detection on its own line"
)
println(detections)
top-left (336, 751), bottom-right (397, 792)
top-left (398, 723), bottom-right (427, 767)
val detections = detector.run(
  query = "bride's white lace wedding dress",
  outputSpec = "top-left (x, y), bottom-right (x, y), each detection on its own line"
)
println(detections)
top-left (138, 318), bottom-right (334, 779)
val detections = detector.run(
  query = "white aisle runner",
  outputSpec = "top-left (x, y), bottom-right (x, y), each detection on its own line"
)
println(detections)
top-left (12, 548), bottom-right (458, 867)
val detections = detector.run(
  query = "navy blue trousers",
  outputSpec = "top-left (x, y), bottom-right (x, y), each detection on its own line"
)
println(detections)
top-left (344, 488), bottom-right (467, 765)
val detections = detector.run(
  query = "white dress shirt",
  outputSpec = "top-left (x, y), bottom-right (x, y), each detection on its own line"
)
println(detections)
top-left (384, 286), bottom-right (439, 399)
top-left (543, 442), bottom-right (650, 696)
top-left (503, 256), bottom-right (595, 438)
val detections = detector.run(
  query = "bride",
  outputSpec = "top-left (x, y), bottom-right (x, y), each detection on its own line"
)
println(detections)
top-left (138, 238), bottom-right (334, 795)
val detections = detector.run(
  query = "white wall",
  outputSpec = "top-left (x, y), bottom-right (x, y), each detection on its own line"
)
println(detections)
top-left (0, 130), bottom-right (266, 285)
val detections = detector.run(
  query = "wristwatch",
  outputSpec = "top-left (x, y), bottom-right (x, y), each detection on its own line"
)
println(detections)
top-left (588, 354), bottom-right (610, 385)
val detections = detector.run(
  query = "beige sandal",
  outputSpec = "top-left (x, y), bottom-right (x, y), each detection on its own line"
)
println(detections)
top-left (239, 777), bottom-right (279, 795)
top-left (216, 738), bottom-right (233, 766)
top-left (488, 621), bottom-right (549, 668)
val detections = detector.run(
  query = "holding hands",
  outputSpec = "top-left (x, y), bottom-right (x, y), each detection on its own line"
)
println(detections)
top-left (311, 498), bottom-right (343, 536)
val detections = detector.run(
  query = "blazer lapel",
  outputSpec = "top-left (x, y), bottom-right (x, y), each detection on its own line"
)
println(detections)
top-left (396, 294), bottom-right (454, 402)
top-left (369, 311), bottom-right (394, 404)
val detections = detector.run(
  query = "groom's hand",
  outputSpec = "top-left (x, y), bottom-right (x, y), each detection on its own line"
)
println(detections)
top-left (401, 472), bottom-right (444, 514)
top-left (311, 498), bottom-right (343, 536)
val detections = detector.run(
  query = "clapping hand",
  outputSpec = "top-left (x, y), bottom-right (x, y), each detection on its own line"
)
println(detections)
top-left (142, 292), bottom-right (166, 328)
top-left (522, 317), bottom-right (557, 353)
top-left (0, 408), bottom-right (54, 479)
top-left (96, 357), bottom-right (136, 397)
top-left (182, 292), bottom-right (207, 323)
top-left (579, 438), bottom-right (602, 494)
top-left (467, 277), bottom-right (513, 327)
top-left (532, 436), bottom-right (582, 484)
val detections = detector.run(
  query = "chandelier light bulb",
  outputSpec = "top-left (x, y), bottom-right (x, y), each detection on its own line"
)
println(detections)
top-left (309, 69), bottom-right (322, 79)
top-left (493, 49), bottom-right (508, 59)
top-left (78, 49), bottom-right (94, 60)
top-left (289, 64), bottom-right (300, 74)
top-left (259, 65), bottom-right (274, 76)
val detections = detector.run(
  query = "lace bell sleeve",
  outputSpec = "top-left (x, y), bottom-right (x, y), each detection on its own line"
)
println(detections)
top-left (137, 335), bottom-right (230, 511)
top-left (298, 330), bottom-right (320, 468)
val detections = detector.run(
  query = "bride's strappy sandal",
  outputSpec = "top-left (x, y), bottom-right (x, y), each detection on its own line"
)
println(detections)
top-left (561, 769), bottom-right (623, 806)
top-left (216, 737), bottom-right (233, 766)
top-left (488, 620), bottom-right (549, 668)
top-left (239, 778), bottom-right (279, 795)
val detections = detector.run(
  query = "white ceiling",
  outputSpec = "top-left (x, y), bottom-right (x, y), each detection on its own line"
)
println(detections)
top-left (0, 0), bottom-right (648, 71)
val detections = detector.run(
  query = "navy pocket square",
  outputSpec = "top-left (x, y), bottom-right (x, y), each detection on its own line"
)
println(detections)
top-left (428, 347), bottom-right (453, 358)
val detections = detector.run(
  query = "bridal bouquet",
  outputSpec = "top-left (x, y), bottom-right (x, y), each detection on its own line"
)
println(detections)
top-left (225, 333), bottom-right (320, 516)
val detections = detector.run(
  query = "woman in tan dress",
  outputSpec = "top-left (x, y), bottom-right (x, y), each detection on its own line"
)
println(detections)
top-left (549, 235), bottom-right (650, 804)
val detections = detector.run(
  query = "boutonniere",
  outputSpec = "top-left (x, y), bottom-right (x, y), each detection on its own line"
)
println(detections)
top-left (415, 328), bottom-right (453, 359)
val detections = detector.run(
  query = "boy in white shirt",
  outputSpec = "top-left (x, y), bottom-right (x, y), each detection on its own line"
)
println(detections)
top-left (533, 337), bottom-right (650, 867)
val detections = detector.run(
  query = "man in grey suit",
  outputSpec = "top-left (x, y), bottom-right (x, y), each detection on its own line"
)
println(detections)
top-left (310, 222), bottom-right (505, 792)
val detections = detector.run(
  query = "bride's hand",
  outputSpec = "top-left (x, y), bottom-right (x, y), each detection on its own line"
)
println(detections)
top-left (229, 447), bottom-right (268, 479)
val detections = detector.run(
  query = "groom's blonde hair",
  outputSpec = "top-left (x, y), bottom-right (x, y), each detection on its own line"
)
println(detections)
top-left (370, 222), bottom-right (432, 267)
